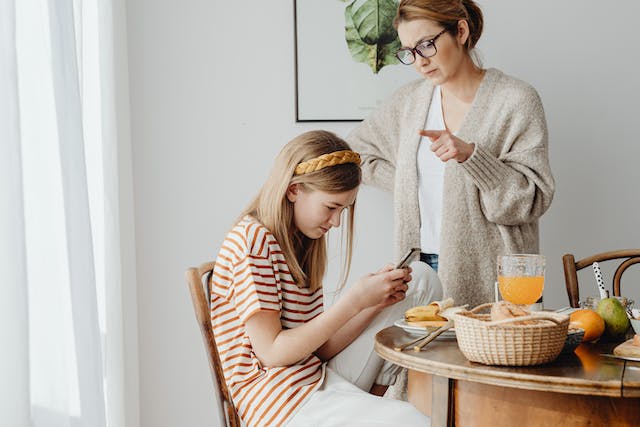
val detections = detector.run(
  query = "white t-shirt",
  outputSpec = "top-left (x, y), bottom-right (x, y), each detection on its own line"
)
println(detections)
top-left (418, 85), bottom-right (445, 254)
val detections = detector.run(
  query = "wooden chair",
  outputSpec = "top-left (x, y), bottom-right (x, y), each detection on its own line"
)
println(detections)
top-left (562, 249), bottom-right (640, 308)
top-left (186, 262), bottom-right (241, 427)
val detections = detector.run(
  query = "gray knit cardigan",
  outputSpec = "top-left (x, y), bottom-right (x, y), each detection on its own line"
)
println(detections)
top-left (347, 68), bottom-right (555, 308)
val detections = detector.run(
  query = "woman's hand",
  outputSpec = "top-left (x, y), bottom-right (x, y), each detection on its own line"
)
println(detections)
top-left (420, 129), bottom-right (475, 163)
top-left (345, 267), bottom-right (411, 312)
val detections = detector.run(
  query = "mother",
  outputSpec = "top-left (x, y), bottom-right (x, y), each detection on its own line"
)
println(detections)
top-left (348, 0), bottom-right (555, 308)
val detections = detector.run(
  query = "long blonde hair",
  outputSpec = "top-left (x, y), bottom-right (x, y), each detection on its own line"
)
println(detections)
top-left (241, 130), bottom-right (361, 292)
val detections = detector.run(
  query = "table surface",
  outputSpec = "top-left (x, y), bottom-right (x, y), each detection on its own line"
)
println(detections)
top-left (375, 326), bottom-right (640, 398)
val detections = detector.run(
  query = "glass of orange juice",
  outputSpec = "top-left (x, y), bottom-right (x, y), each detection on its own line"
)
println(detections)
top-left (497, 254), bottom-right (545, 305)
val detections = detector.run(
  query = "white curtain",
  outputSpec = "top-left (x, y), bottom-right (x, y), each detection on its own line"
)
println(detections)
top-left (1, 0), bottom-right (127, 425)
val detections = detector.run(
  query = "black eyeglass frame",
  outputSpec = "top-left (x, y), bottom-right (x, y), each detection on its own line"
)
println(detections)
top-left (395, 28), bottom-right (448, 65)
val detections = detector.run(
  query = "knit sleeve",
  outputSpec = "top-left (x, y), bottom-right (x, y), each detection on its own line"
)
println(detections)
top-left (460, 87), bottom-right (555, 225)
top-left (346, 84), bottom-right (418, 192)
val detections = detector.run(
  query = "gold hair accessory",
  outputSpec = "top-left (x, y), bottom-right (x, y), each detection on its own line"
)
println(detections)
top-left (294, 150), bottom-right (361, 175)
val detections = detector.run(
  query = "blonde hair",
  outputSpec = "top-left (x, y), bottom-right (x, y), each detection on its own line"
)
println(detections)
top-left (394, 0), bottom-right (484, 51)
top-left (241, 130), bottom-right (361, 292)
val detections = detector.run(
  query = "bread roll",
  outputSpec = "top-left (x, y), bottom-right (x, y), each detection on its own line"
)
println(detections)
top-left (490, 301), bottom-right (536, 325)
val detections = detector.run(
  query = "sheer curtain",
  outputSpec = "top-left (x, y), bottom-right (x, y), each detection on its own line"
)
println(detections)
top-left (1, 0), bottom-right (128, 426)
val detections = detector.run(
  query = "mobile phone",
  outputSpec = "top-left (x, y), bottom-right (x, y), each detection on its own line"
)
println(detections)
top-left (395, 247), bottom-right (421, 269)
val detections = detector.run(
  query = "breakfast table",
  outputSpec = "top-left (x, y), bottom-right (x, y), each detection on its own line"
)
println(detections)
top-left (375, 326), bottom-right (640, 426)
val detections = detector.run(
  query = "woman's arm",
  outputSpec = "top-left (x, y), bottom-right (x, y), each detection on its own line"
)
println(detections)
top-left (244, 269), bottom-right (409, 367)
top-left (348, 118), bottom-right (397, 192)
top-left (459, 89), bottom-right (555, 225)
top-left (347, 84), bottom-right (420, 192)
top-left (461, 144), bottom-right (554, 225)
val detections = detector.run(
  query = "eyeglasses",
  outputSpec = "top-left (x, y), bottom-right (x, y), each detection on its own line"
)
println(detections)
top-left (395, 29), bottom-right (448, 65)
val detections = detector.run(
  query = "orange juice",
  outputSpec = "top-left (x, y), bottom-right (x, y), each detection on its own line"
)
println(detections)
top-left (498, 275), bottom-right (544, 305)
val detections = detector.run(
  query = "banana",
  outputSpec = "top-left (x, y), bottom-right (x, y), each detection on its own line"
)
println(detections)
top-left (405, 298), bottom-right (456, 322)
top-left (405, 304), bottom-right (447, 322)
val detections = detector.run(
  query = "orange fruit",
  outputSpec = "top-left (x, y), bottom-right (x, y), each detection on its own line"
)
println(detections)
top-left (569, 309), bottom-right (605, 342)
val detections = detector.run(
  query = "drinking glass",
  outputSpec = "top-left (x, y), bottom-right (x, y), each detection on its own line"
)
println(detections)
top-left (497, 254), bottom-right (545, 305)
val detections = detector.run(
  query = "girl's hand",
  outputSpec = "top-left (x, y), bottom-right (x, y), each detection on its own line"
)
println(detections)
top-left (419, 129), bottom-right (475, 163)
top-left (345, 268), bottom-right (410, 312)
top-left (376, 264), bottom-right (413, 281)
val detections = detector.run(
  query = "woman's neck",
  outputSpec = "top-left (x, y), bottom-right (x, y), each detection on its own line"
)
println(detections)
top-left (441, 57), bottom-right (485, 104)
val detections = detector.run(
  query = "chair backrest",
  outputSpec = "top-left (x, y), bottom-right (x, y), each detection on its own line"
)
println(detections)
top-left (562, 249), bottom-right (640, 308)
top-left (186, 262), bottom-right (241, 427)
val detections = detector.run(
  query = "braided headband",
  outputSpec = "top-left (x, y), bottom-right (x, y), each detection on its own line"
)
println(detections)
top-left (294, 150), bottom-right (361, 176)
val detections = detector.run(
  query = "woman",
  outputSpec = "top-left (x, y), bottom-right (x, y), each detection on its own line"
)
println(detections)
top-left (348, 0), bottom-right (555, 308)
top-left (211, 130), bottom-right (435, 426)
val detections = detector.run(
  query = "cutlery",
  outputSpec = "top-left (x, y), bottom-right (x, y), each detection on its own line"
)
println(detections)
top-left (413, 321), bottom-right (453, 352)
top-left (393, 331), bottom-right (434, 351)
top-left (394, 305), bottom-right (465, 352)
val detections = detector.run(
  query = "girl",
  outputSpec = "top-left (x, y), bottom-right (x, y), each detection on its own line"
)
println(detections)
top-left (211, 130), bottom-right (438, 426)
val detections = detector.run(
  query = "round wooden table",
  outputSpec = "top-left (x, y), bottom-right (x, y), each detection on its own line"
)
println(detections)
top-left (375, 326), bottom-right (640, 426)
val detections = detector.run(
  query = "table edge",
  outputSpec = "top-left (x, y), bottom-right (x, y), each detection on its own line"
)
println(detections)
top-left (374, 338), bottom-right (623, 397)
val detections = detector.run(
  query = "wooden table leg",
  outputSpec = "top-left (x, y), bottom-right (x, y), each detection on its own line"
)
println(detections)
top-left (431, 375), bottom-right (454, 427)
top-left (408, 370), bottom-right (431, 416)
top-left (408, 370), bottom-right (454, 426)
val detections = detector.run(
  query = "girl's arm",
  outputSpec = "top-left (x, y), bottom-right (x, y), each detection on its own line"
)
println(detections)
top-left (312, 305), bottom-right (380, 362)
top-left (244, 269), bottom-right (409, 367)
top-left (314, 265), bottom-right (411, 361)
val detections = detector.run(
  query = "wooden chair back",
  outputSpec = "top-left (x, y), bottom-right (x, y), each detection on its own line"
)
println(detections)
top-left (186, 262), bottom-right (241, 427)
top-left (562, 249), bottom-right (640, 308)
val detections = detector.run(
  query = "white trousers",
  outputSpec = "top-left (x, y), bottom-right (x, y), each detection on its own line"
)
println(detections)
top-left (287, 262), bottom-right (441, 426)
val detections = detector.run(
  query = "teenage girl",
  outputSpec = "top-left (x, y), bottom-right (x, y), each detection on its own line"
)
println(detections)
top-left (211, 130), bottom-right (440, 426)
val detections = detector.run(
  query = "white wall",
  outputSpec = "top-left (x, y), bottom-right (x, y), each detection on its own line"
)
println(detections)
top-left (124, 1), bottom-right (640, 425)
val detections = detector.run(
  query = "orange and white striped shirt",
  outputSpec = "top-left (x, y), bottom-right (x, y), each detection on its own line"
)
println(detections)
top-left (211, 216), bottom-right (325, 426)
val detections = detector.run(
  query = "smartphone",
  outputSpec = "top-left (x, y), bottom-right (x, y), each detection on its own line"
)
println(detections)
top-left (395, 247), bottom-right (421, 269)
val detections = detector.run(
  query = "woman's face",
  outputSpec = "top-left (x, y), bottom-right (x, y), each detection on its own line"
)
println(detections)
top-left (286, 185), bottom-right (358, 239)
top-left (397, 19), bottom-right (468, 85)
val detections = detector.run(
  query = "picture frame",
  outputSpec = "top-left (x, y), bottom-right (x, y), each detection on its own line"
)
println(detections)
top-left (294, 0), bottom-right (417, 122)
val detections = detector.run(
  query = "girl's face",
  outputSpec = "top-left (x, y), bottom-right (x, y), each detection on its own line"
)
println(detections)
top-left (397, 19), bottom-right (469, 86)
top-left (286, 185), bottom-right (358, 239)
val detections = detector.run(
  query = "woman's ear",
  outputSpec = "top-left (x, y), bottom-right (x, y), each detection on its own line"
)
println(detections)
top-left (286, 183), bottom-right (299, 203)
top-left (456, 19), bottom-right (470, 46)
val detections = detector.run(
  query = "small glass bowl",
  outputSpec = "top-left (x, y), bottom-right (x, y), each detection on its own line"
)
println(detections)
top-left (579, 296), bottom-right (635, 315)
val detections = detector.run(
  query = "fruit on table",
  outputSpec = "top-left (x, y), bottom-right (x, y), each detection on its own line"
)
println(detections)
top-left (596, 297), bottom-right (631, 339)
top-left (569, 309), bottom-right (605, 342)
top-left (405, 304), bottom-right (446, 322)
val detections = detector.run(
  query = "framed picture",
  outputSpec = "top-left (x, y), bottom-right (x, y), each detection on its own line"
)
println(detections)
top-left (294, 0), bottom-right (417, 122)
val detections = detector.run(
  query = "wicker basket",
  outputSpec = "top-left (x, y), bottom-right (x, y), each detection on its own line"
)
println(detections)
top-left (451, 303), bottom-right (569, 366)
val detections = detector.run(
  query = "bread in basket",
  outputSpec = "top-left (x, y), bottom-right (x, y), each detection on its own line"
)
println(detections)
top-left (451, 302), bottom-right (569, 366)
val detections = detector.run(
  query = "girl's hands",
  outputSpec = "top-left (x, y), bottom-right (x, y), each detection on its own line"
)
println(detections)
top-left (419, 129), bottom-right (475, 163)
top-left (346, 266), bottom-right (412, 312)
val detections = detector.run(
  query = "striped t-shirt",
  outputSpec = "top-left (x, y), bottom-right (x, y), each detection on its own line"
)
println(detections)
top-left (211, 216), bottom-right (325, 426)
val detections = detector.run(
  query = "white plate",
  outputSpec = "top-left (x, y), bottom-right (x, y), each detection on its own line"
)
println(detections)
top-left (600, 353), bottom-right (640, 362)
top-left (393, 319), bottom-right (456, 339)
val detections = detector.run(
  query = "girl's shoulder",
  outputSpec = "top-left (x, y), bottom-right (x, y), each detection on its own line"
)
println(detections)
top-left (229, 215), bottom-right (278, 257)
